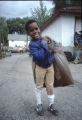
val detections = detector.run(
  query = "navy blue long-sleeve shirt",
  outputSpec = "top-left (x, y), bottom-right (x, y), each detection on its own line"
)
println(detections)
top-left (29, 38), bottom-right (55, 68)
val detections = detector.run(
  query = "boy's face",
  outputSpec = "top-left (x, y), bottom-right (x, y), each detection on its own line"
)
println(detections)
top-left (27, 22), bottom-right (41, 40)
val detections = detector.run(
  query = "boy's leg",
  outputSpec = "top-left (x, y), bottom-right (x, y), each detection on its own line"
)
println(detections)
top-left (35, 88), bottom-right (42, 105)
top-left (48, 94), bottom-right (55, 106)
top-left (45, 64), bottom-right (59, 115)
top-left (34, 65), bottom-right (46, 115)
top-left (35, 64), bottom-right (46, 89)
top-left (45, 64), bottom-right (54, 96)
top-left (35, 88), bottom-right (44, 116)
top-left (45, 64), bottom-right (55, 105)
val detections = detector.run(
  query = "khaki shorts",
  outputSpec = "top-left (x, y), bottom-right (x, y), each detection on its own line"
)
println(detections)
top-left (34, 64), bottom-right (54, 95)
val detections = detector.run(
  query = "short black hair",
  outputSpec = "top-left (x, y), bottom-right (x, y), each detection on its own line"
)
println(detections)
top-left (25, 19), bottom-right (39, 33)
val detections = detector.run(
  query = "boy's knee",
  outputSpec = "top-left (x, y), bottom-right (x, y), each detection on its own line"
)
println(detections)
top-left (36, 83), bottom-right (43, 89)
top-left (46, 86), bottom-right (54, 95)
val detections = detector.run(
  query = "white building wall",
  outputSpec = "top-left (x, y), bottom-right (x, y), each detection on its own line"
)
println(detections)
top-left (41, 15), bottom-right (76, 48)
top-left (41, 15), bottom-right (81, 54)
top-left (41, 16), bottom-right (62, 43)
top-left (9, 41), bottom-right (26, 48)
top-left (8, 34), bottom-right (28, 48)
top-left (62, 15), bottom-right (75, 47)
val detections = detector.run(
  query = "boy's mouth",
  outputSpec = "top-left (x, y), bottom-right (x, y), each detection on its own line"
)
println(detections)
top-left (33, 34), bottom-right (40, 38)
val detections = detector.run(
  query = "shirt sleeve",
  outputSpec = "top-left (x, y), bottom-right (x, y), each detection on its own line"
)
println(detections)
top-left (29, 41), bottom-right (49, 60)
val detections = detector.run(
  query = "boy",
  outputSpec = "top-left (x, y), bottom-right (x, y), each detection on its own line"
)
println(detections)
top-left (25, 19), bottom-right (58, 116)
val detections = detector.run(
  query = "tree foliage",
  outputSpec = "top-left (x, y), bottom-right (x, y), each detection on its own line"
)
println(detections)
top-left (7, 17), bottom-right (30, 34)
top-left (0, 17), bottom-right (8, 45)
top-left (31, 1), bottom-right (51, 27)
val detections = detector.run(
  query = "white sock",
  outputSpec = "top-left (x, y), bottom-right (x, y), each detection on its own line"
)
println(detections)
top-left (48, 94), bottom-right (55, 106)
top-left (35, 88), bottom-right (42, 105)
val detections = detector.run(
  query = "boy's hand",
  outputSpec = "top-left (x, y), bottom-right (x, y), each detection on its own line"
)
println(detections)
top-left (48, 42), bottom-right (54, 53)
top-left (43, 36), bottom-right (54, 53)
top-left (44, 36), bottom-right (51, 40)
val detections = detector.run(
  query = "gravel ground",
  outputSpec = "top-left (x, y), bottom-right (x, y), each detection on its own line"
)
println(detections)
top-left (0, 53), bottom-right (82, 120)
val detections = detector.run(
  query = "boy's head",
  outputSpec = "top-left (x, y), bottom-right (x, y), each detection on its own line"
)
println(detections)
top-left (25, 19), bottom-right (41, 40)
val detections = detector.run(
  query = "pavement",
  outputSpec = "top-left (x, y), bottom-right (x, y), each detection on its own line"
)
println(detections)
top-left (0, 53), bottom-right (82, 120)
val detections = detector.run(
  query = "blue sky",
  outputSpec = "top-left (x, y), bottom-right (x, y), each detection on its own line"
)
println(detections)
top-left (0, 1), bottom-right (54, 19)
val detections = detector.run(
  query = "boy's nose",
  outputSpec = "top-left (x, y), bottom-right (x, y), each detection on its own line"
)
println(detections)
top-left (34, 29), bottom-right (37, 33)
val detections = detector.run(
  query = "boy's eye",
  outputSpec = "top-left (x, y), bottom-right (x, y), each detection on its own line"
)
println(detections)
top-left (30, 28), bottom-right (38, 32)
top-left (35, 28), bottom-right (38, 30)
top-left (30, 29), bottom-right (34, 32)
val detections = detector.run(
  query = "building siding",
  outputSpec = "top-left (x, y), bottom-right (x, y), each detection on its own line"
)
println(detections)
top-left (41, 16), bottom-right (62, 43)
top-left (62, 15), bottom-right (75, 47)
top-left (8, 34), bottom-right (30, 48)
top-left (41, 15), bottom-right (76, 48)
top-left (9, 41), bottom-right (26, 48)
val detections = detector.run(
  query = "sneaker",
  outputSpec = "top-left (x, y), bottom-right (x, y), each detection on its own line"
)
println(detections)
top-left (35, 104), bottom-right (44, 116)
top-left (48, 104), bottom-right (59, 116)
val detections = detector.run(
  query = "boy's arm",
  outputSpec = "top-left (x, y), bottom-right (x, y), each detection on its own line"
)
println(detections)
top-left (44, 35), bottom-right (56, 44)
top-left (29, 42), bottom-right (49, 60)
top-left (43, 36), bottom-right (57, 53)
